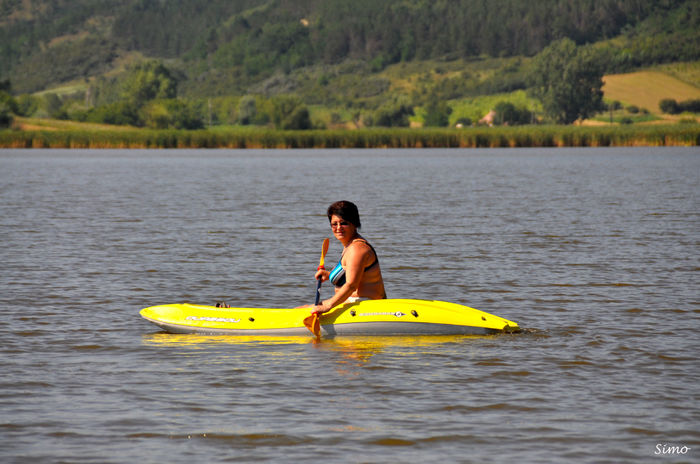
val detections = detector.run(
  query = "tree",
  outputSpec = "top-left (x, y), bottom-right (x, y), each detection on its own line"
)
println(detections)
top-left (659, 99), bottom-right (680, 114)
top-left (0, 88), bottom-right (18, 115)
top-left (121, 61), bottom-right (178, 105)
top-left (142, 100), bottom-right (204, 130)
top-left (493, 101), bottom-right (532, 125)
top-left (238, 95), bottom-right (257, 125)
top-left (282, 106), bottom-right (311, 130)
top-left (44, 93), bottom-right (68, 120)
top-left (270, 95), bottom-right (311, 130)
top-left (0, 80), bottom-right (14, 126)
top-left (680, 99), bottom-right (700, 113)
top-left (16, 94), bottom-right (40, 116)
top-left (423, 98), bottom-right (452, 127)
top-left (81, 60), bottom-right (190, 128)
top-left (529, 38), bottom-right (604, 124)
top-left (0, 101), bottom-right (12, 128)
top-left (85, 101), bottom-right (140, 126)
top-left (372, 101), bottom-right (414, 127)
top-left (661, 98), bottom-right (700, 114)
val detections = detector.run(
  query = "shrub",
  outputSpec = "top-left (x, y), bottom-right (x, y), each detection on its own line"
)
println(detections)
top-left (282, 107), bottom-right (311, 130)
top-left (270, 95), bottom-right (311, 129)
top-left (141, 100), bottom-right (204, 130)
top-left (0, 91), bottom-right (18, 115)
top-left (659, 98), bottom-right (680, 114)
top-left (455, 117), bottom-right (472, 127)
top-left (0, 102), bottom-right (13, 128)
top-left (423, 99), bottom-right (452, 127)
top-left (372, 102), bottom-right (414, 127)
top-left (660, 98), bottom-right (700, 114)
top-left (44, 93), bottom-right (69, 120)
top-left (493, 101), bottom-right (532, 125)
top-left (86, 101), bottom-right (141, 126)
top-left (16, 94), bottom-right (40, 117)
top-left (679, 99), bottom-right (700, 113)
top-left (237, 96), bottom-right (256, 125)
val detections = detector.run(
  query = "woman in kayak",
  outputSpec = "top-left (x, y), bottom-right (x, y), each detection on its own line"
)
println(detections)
top-left (311, 201), bottom-right (386, 315)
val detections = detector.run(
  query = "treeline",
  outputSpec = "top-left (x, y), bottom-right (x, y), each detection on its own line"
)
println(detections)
top-left (108, 0), bottom-right (700, 70)
top-left (0, 63), bottom-right (538, 130)
top-left (2, 0), bottom-right (699, 94)
top-left (0, 62), bottom-right (317, 130)
top-left (659, 98), bottom-right (700, 114)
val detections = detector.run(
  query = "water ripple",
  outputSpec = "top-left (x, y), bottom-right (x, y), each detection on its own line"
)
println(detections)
top-left (1, 148), bottom-right (698, 464)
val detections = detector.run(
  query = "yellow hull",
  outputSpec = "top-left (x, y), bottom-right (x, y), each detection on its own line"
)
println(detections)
top-left (140, 299), bottom-right (519, 336)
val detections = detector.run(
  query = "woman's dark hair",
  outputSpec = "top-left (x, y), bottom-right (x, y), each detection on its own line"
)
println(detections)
top-left (327, 200), bottom-right (361, 228)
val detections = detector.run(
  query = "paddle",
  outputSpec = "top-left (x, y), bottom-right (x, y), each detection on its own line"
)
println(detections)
top-left (315, 238), bottom-right (330, 305)
top-left (304, 238), bottom-right (329, 338)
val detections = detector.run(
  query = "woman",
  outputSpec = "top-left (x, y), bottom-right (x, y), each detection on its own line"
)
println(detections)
top-left (312, 201), bottom-right (386, 315)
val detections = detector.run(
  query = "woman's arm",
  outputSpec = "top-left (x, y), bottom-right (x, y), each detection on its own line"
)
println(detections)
top-left (312, 243), bottom-right (368, 314)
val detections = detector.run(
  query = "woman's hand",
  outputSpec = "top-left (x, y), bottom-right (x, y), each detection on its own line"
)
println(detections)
top-left (315, 268), bottom-right (329, 282)
top-left (311, 301), bottom-right (331, 314)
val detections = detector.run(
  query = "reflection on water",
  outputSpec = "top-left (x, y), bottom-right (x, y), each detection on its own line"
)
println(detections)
top-left (142, 332), bottom-right (314, 346)
top-left (142, 332), bottom-right (505, 348)
top-left (142, 331), bottom-right (514, 376)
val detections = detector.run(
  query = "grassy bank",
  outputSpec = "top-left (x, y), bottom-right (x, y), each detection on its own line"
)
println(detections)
top-left (1, 124), bottom-right (699, 149)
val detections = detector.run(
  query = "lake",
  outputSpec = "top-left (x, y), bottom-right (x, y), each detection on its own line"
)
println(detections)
top-left (1, 147), bottom-right (698, 463)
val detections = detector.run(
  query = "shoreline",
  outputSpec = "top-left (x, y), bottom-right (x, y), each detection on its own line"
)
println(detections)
top-left (1, 124), bottom-right (699, 149)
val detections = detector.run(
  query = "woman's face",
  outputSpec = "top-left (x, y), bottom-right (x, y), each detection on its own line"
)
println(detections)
top-left (330, 214), bottom-right (356, 242)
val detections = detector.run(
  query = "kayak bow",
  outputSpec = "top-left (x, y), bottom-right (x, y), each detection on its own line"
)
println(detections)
top-left (140, 299), bottom-right (519, 336)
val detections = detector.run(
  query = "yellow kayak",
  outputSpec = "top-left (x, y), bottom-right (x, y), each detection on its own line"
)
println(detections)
top-left (140, 299), bottom-right (519, 336)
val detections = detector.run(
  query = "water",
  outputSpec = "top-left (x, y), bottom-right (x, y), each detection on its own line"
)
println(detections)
top-left (1, 147), bottom-right (698, 463)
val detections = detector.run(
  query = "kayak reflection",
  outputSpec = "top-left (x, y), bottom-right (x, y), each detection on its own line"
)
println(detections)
top-left (142, 332), bottom-right (506, 348)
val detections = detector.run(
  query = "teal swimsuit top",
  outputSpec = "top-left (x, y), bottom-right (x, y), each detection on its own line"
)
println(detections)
top-left (329, 239), bottom-right (379, 288)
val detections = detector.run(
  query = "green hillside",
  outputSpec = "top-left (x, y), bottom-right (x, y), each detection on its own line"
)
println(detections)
top-left (1, 0), bottom-right (699, 129)
top-left (3, 0), bottom-right (698, 94)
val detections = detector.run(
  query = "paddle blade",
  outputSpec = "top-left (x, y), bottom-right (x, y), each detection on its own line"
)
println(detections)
top-left (303, 313), bottom-right (321, 338)
top-left (318, 238), bottom-right (330, 269)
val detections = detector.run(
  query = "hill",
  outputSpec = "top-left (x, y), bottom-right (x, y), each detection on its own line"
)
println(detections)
top-left (2, 0), bottom-right (699, 96)
top-left (1, 0), bottom-right (699, 129)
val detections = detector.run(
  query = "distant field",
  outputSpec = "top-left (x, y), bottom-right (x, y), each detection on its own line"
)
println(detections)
top-left (602, 70), bottom-right (700, 113)
top-left (14, 117), bottom-right (136, 132)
